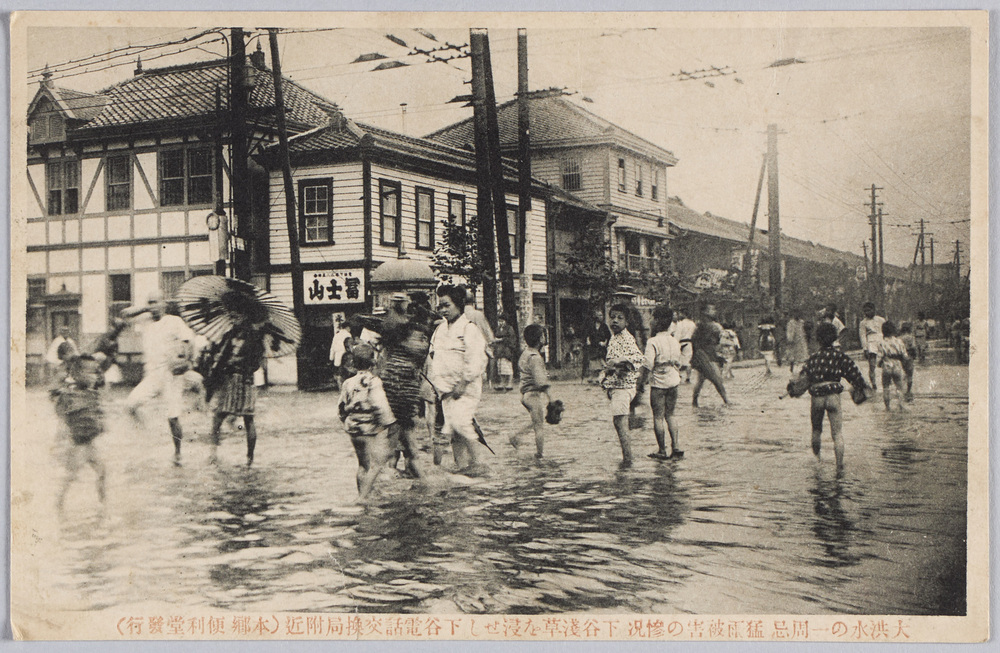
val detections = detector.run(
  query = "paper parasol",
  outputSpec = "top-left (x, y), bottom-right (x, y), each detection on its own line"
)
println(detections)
top-left (174, 276), bottom-right (301, 357)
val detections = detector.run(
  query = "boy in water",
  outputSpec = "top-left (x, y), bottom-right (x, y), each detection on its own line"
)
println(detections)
top-left (513, 323), bottom-right (551, 459)
top-left (877, 321), bottom-right (911, 411)
top-left (898, 322), bottom-right (917, 401)
top-left (600, 304), bottom-right (646, 467)
top-left (51, 354), bottom-right (107, 514)
top-left (338, 343), bottom-right (396, 500)
top-left (800, 322), bottom-right (869, 471)
top-left (718, 322), bottom-right (741, 380)
top-left (642, 306), bottom-right (683, 460)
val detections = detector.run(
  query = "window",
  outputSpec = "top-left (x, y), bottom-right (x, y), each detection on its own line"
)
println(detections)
top-left (617, 158), bottom-right (626, 192)
top-left (380, 180), bottom-right (401, 246)
top-left (28, 278), bottom-right (46, 302)
top-left (46, 160), bottom-right (80, 215)
top-left (109, 273), bottom-right (132, 320)
top-left (105, 154), bottom-right (132, 211)
top-left (562, 159), bottom-right (582, 191)
top-left (159, 148), bottom-right (213, 207)
top-left (635, 161), bottom-right (643, 197)
top-left (161, 270), bottom-right (187, 300)
top-left (416, 187), bottom-right (434, 250)
top-left (448, 193), bottom-right (466, 227)
top-left (299, 178), bottom-right (333, 244)
top-left (506, 205), bottom-right (519, 259)
top-left (652, 168), bottom-right (659, 201)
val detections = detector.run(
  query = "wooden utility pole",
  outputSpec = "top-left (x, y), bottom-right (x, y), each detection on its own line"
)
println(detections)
top-left (866, 183), bottom-right (882, 301)
top-left (862, 242), bottom-right (869, 280)
top-left (468, 29), bottom-right (499, 327)
top-left (766, 124), bottom-right (781, 312)
top-left (929, 236), bottom-right (935, 285)
top-left (479, 29), bottom-right (518, 331)
top-left (516, 29), bottom-right (532, 276)
top-left (267, 29), bottom-right (304, 328)
top-left (918, 218), bottom-right (926, 285)
top-left (953, 239), bottom-right (962, 279)
top-left (230, 28), bottom-right (252, 281)
top-left (742, 153), bottom-right (767, 288)
top-left (877, 206), bottom-right (885, 305)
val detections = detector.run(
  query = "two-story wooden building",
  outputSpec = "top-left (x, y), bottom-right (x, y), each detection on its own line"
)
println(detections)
top-left (255, 119), bottom-right (561, 386)
top-left (427, 92), bottom-right (677, 350)
top-left (24, 50), bottom-right (339, 382)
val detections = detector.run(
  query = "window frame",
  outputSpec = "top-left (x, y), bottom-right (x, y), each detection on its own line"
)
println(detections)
top-left (617, 158), bottom-right (626, 192)
top-left (506, 204), bottom-right (520, 259)
top-left (635, 160), bottom-right (643, 197)
top-left (561, 158), bottom-right (582, 191)
top-left (158, 146), bottom-right (215, 207)
top-left (109, 273), bottom-right (132, 321)
top-left (447, 193), bottom-right (466, 227)
top-left (379, 179), bottom-right (402, 247)
top-left (105, 154), bottom-right (132, 212)
top-left (415, 186), bottom-right (435, 250)
top-left (652, 167), bottom-right (659, 201)
top-left (46, 159), bottom-right (80, 216)
top-left (297, 178), bottom-right (334, 246)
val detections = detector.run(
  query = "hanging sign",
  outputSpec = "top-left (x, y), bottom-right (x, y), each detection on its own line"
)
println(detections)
top-left (303, 269), bottom-right (365, 306)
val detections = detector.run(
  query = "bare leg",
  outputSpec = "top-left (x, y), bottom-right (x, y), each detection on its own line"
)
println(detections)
top-left (209, 412), bottom-right (225, 463)
top-left (666, 414), bottom-right (681, 455)
top-left (650, 389), bottom-right (667, 455)
top-left (57, 445), bottom-right (82, 514)
top-left (84, 442), bottom-right (106, 503)
top-left (244, 415), bottom-right (257, 466)
top-left (827, 394), bottom-right (844, 471)
top-left (810, 396), bottom-right (825, 458)
top-left (168, 417), bottom-right (183, 466)
top-left (692, 371), bottom-right (705, 407)
top-left (613, 415), bottom-right (633, 466)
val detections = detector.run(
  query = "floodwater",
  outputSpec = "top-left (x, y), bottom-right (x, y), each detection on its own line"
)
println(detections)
top-left (14, 359), bottom-right (968, 618)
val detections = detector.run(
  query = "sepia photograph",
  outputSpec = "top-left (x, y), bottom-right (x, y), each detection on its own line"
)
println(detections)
top-left (8, 10), bottom-right (989, 642)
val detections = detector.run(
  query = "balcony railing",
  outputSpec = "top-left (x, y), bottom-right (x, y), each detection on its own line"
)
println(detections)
top-left (620, 253), bottom-right (657, 273)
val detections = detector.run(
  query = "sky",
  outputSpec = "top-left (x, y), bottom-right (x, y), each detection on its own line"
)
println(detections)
top-left (22, 17), bottom-right (976, 270)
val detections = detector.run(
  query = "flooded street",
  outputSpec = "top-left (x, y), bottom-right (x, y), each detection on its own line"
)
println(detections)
top-left (14, 360), bottom-right (967, 619)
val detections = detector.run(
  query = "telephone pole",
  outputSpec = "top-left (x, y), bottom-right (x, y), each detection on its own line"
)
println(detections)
top-left (866, 184), bottom-right (883, 302)
top-left (929, 235), bottom-right (935, 285)
top-left (742, 153), bottom-right (767, 289)
top-left (267, 29), bottom-right (304, 326)
top-left (479, 29), bottom-right (518, 332)
top-left (767, 124), bottom-right (781, 312)
top-left (953, 239), bottom-right (962, 279)
top-left (468, 29), bottom-right (499, 327)
top-left (877, 206), bottom-right (886, 306)
top-left (230, 28), bottom-right (252, 281)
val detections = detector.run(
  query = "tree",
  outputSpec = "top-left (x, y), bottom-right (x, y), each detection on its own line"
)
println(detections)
top-left (549, 220), bottom-right (623, 309)
top-left (432, 218), bottom-right (486, 291)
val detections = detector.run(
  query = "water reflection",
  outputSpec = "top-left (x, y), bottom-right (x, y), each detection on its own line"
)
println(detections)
top-left (808, 470), bottom-right (860, 568)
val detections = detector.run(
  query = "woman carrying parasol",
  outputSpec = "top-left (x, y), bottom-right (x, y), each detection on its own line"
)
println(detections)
top-left (174, 276), bottom-right (301, 467)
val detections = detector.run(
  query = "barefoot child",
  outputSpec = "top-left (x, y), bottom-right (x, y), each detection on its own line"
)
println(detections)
top-left (600, 304), bottom-right (646, 467)
top-left (876, 321), bottom-right (910, 411)
top-left (338, 344), bottom-right (396, 500)
top-left (797, 322), bottom-right (869, 470)
top-left (513, 323), bottom-right (550, 458)
top-left (898, 322), bottom-right (917, 401)
top-left (51, 354), bottom-right (107, 514)
top-left (642, 306), bottom-right (683, 461)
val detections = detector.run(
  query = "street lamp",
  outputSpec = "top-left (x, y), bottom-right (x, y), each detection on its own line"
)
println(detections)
top-left (206, 210), bottom-right (229, 275)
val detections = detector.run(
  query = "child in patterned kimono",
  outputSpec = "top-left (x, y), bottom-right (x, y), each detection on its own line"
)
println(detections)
top-left (600, 304), bottom-right (646, 467)
top-left (877, 321), bottom-right (911, 411)
top-left (338, 343), bottom-right (396, 500)
top-left (800, 322), bottom-right (869, 470)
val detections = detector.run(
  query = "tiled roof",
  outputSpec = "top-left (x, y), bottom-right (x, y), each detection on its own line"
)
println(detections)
top-left (50, 86), bottom-right (107, 122)
top-left (667, 198), bottom-right (907, 278)
top-left (82, 58), bottom-right (336, 131)
top-left (426, 95), bottom-right (677, 164)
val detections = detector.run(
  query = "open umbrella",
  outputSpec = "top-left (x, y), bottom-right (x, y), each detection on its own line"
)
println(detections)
top-left (174, 276), bottom-right (301, 357)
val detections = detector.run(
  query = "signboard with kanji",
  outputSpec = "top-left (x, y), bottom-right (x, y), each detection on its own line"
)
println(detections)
top-left (304, 270), bottom-right (365, 306)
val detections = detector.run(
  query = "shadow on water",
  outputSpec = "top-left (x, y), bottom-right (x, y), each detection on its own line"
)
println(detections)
top-left (807, 469), bottom-right (863, 568)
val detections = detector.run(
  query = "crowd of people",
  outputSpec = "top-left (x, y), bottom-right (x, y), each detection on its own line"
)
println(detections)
top-left (46, 282), bottom-right (963, 507)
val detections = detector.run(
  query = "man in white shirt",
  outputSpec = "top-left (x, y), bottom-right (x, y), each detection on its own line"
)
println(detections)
top-left (464, 287), bottom-right (495, 387)
top-left (123, 291), bottom-right (196, 466)
top-left (858, 301), bottom-right (887, 390)
top-left (430, 285), bottom-right (488, 472)
top-left (819, 303), bottom-right (847, 348)
top-left (668, 308), bottom-right (697, 383)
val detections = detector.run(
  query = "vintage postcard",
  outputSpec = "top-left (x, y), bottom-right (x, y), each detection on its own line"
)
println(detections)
top-left (9, 10), bottom-right (988, 642)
